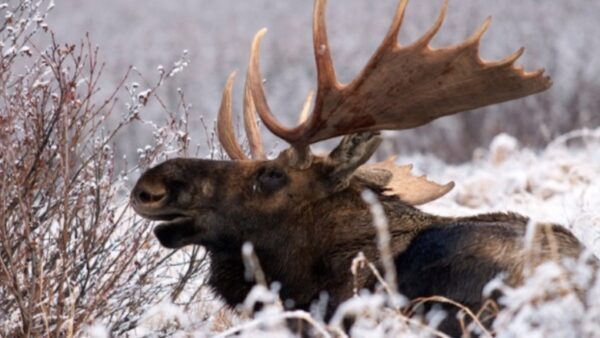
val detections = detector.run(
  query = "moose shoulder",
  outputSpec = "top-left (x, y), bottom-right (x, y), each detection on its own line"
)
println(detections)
top-left (130, 0), bottom-right (591, 335)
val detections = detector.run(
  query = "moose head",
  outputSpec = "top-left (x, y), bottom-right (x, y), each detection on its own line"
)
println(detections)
top-left (131, 0), bottom-right (550, 250)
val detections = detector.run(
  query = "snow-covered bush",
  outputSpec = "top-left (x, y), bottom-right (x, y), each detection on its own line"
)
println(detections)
top-left (0, 2), bottom-right (213, 336)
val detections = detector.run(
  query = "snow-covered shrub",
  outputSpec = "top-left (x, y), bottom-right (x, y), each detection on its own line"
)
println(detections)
top-left (0, 2), bottom-right (212, 336)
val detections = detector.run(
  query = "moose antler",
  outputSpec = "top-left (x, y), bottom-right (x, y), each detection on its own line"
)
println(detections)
top-left (217, 71), bottom-right (266, 160)
top-left (247, 0), bottom-right (552, 147)
top-left (216, 0), bottom-right (551, 204)
top-left (358, 157), bottom-right (454, 205)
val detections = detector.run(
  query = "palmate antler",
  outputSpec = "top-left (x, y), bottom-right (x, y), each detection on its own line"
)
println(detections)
top-left (247, 0), bottom-right (551, 146)
top-left (217, 0), bottom-right (551, 204)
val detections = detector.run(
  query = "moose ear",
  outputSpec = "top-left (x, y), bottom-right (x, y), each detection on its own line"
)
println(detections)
top-left (325, 132), bottom-right (382, 189)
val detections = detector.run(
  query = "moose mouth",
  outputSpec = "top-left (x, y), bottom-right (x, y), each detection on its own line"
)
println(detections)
top-left (145, 213), bottom-right (200, 249)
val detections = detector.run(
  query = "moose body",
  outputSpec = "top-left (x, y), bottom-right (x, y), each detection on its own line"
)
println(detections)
top-left (132, 154), bottom-right (585, 335)
top-left (131, 0), bottom-right (591, 335)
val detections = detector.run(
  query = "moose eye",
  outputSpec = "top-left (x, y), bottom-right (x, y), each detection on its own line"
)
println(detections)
top-left (257, 168), bottom-right (288, 194)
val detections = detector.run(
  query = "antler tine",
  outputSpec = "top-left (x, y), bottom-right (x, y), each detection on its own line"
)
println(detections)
top-left (412, 0), bottom-right (447, 48)
top-left (243, 71), bottom-right (266, 160)
top-left (312, 0), bottom-right (338, 90)
top-left (217, 72), bottom-right (248, 160)
top-left (247, 29), bottom-right (305, 143)
top-left (490, 47), bottom-right (524, 68)
top-left (469, 16), bottom-right (491, 46)
top-left (298, 91), bottom-right (314, 124)
top-left (380, 0), bottom-right (409, 48)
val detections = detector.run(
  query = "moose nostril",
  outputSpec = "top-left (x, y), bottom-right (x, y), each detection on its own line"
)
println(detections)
top-left (136, 186), bottom-right (167, 204)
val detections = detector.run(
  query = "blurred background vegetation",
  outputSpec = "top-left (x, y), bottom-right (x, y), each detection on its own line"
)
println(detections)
top-left (42, 0), bottom-right (600, 162)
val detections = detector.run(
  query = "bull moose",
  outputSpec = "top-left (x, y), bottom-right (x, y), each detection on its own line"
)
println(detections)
top-left (131, 0), bottom-right (590, 335)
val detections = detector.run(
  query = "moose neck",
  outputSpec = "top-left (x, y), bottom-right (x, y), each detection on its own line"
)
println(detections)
top-left (206, 182), bottom-right (444, 311)
top-left (304, 186), bottom-right (445, 307)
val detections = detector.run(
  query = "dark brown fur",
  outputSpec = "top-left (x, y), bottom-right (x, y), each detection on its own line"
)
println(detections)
top-left (131, 143), bottom-right (590, 336)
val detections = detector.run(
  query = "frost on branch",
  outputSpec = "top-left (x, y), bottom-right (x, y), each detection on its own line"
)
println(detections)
top-left (0, 2), bottom-right (212, 336)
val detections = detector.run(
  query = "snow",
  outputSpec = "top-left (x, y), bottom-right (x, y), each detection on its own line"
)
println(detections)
top-left (84, 322), bottom-right (111, 338)
top-left (416, 129), bottom-right (600, 256)
top-left (137, 301), bottom-right (191, 333)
